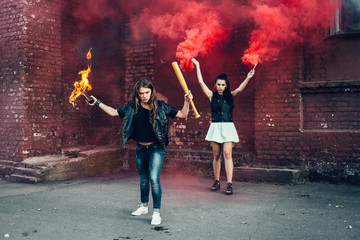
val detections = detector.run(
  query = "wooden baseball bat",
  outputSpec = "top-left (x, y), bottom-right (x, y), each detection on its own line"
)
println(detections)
top-left (171, 61), bottom-right (200, 119)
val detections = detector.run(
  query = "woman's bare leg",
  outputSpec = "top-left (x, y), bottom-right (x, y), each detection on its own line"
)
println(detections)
top-left (211, 141), bottom-right (222, 181)
top-left (223, 142), bottom-right (234, 183)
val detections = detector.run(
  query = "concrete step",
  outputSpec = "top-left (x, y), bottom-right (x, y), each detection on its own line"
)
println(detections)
top-left (2, 146), bottom-right (308, 184)
top-left (233, 166), bottom-right (308, 184)
top-left (0, 160), bottom-right (20, 167)
top-left (9, 174), bottom-right (40, 184)
top-left (10, 166), bottom-right (43, 178)
top-left (4, 146), bottom-right (131, 183)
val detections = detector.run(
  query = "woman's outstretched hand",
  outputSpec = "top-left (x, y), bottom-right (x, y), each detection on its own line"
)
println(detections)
top-left (192, 58), bottom-right (199, 68)
top-left (247, 69), bottom-right (255, 79)
top-left (87, 95), bottom-right (98, 106)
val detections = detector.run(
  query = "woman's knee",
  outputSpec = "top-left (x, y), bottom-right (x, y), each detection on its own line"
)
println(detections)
top-left (149, 166), bottom-right (161, 185)
top-left (149, 174), bottom-right (160, 186)
top-left (222, 143), bottom-right (234, 159)
top-left (223, 150), bottom-right (232, 160)
top-left (211, 144), bottom-right (221, 159)
top-left (213, 153), bottom-right (222, 161)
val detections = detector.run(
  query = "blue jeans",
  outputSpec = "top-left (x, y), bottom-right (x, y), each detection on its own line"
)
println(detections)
top-left (135, 143), bottom-right (165, 209)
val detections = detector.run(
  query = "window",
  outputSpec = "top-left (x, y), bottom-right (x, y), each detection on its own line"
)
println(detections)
top-left (331, 0), bottom-right (360, 35)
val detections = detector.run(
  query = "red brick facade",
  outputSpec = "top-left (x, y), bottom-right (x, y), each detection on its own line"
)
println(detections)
top-left (300, 38), bottom-right (360, 183)
top-left (253, 40), bottom-right (360, 183)
top-left (0, 1), bottom-right (25, 161)
top-left (0, 0), bottom-right (359, 183)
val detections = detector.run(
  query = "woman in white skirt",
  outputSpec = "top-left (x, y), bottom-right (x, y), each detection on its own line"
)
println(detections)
top-left (192, 59), bottom-right (255, 195)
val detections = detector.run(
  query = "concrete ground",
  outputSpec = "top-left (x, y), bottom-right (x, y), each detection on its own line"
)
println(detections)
top-left (0, 170), bottom-right (359, 240)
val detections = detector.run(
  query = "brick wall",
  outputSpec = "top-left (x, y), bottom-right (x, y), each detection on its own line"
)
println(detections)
top-left (254, 45), bottom-right (303, 167)
top-left (60, 0), bottom-right (92, 149)
top-left (61, 1), bottom-right (126, 149)
top-left (0, 0), bottom-right (126, 162)
top-left (254, 37), bottom-right (360, 183)
top-left (299, 38), bottom-right (360, 183)
top-left (21, 0), bottom-right (63, 158)
top-left (0, 1), bottom-right (25, 161)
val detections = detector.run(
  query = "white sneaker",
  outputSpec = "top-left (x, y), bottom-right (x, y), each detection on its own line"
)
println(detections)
top-left (151, 212), bottom-right (162, 225)
top-left (131, 206), bottom-right (148, 216)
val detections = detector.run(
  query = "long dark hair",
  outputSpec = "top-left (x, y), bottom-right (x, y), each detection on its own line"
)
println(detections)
top-left (132, 79), bottom-right (158, 127)
top-left (214, 73), bottom-right (233, 105)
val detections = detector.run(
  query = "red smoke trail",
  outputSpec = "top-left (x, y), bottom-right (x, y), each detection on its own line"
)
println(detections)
top-left (130, 0), bottom-right (234, 72)
top-left (242, 0), bottom-right (339, 67)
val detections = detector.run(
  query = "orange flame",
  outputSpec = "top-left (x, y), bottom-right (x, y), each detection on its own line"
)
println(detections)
top-left (69, 49), bottom-right (93, 107)
top-left (86, 48), bottom-right (92, 61)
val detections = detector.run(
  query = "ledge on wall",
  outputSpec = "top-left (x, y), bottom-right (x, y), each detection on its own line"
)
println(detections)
top-left (299, 80), bottom-right (360, 93)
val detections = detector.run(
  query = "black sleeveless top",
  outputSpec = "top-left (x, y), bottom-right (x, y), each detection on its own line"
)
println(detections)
top-left (132, 105), bottom-right (158, 142)
top-left (210, 92), bottom-right (234, 122)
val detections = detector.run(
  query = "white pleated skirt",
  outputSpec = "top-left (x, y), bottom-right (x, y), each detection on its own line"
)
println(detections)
top-left (205, 122), bottom-right (239, 143)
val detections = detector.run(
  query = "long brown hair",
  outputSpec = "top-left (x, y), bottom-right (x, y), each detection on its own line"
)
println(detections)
top-left (131, 79), bottom-right (158, 127)
top-left (214, 73), bottom-right (233, 105)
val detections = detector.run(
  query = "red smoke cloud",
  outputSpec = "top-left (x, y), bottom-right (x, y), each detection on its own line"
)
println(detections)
top-left (242, 0), bottom-right (339, 67)
top-left (74, 0), bottom-right (247, 72)
top-left (175, 14), bottom-right (230, 72)
top-left (73, 0), bottom-right (339, 71)
top-left (130, 0), bottom-right (241, 71)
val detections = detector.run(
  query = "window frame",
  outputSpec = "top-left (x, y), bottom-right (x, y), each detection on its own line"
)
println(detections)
top-left (330, 0), bottom-right (360, 36)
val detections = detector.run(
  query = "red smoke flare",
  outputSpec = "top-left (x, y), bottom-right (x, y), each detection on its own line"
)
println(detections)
top-left (242, 0), bottom-right (339, 67)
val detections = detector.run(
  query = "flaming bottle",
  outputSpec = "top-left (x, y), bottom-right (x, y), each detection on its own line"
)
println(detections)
top-left (69, 48), bottom-right (94, 106)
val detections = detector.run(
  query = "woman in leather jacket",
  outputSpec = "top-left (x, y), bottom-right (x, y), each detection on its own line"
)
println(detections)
top-left (89, 78), bottom-right (192, 225)
top-left (192, 58), bottom-right (255, 195)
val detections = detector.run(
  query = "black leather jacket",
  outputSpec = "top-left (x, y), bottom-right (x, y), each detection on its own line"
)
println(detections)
top-left (117, 100), bottom-right (179, 148)
top-left (211, 92), bottom-right (234, 122)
